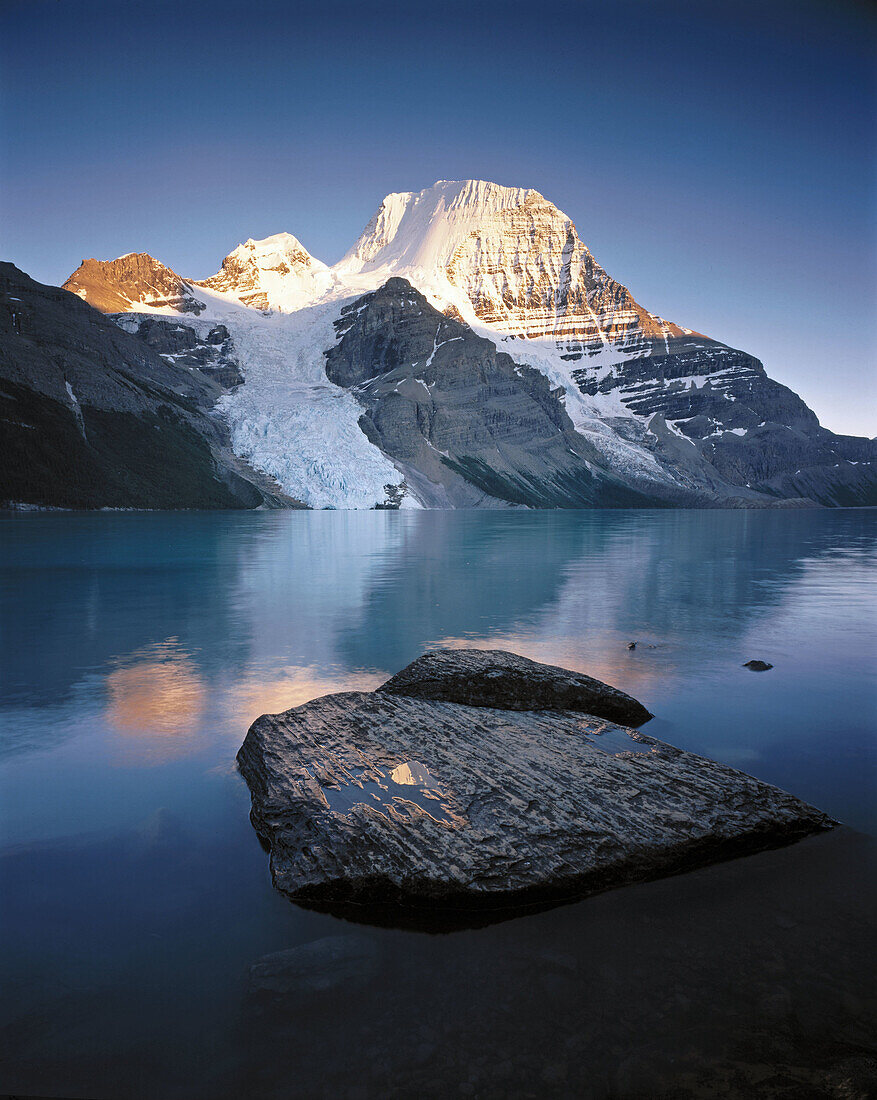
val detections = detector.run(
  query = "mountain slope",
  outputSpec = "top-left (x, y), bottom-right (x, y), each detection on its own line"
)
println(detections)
top-left (340, 180), bottom-right (684, 352)
top-left (0, 263), bottom-right (296, 510)
top-left (63, 253), bottom-right (205, 315)
top-left (326, 278), bottom-right (674, 508)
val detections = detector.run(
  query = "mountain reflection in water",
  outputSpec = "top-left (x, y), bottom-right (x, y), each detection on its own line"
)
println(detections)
top-left (0, 508), bottom-right (874, 1099)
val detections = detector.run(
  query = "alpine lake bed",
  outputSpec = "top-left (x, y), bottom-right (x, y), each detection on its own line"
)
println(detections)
top-left (1, 506), bottom-right (875, 1099)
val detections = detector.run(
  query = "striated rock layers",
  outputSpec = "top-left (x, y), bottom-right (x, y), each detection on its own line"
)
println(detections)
top-left (63, 253), bottom-right (205, 315)
top-left (342, 180), bottom-right (684, 353)
top-left (237, 648), bottom-right (834, 929)
top-left (446, 188), bottom-right (685, 352)
top-left (379, 647), bottom-right (652, 726)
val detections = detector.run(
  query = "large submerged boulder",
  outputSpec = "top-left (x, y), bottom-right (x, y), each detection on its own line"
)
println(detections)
top-left (237, 650), bottom-right (834, 929)
top-left (379, 648), bottom-right (653, 726)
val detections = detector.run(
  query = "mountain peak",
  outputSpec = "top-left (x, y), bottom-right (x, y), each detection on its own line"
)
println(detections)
top-left (227, 231), bottom-right (316, 261)
top-left (62, 252), bottom-right (203, 315)
top-left (339, 179), bottom-right (540, 274)
top-left (337, 179), bottom-right (682, 350)
top-left (194, 232), bottom-right (329, 311)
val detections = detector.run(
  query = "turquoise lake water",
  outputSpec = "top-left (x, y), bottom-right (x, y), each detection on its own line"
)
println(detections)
top-left (1, 508), bottom-right (875, 1097)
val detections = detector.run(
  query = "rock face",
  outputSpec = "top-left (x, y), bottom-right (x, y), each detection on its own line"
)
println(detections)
top-left (340, 180), bottom-right (681, 352)
top-left (63, 253), bottom-right (204, 315)
top-left (339, 182), bottom-right (876, 508)
top-left (237, 650), bottom-right (834, 929)
top-left (0, 263), bottom-right (295, 509)
top-left (326, 278), bottom-right (670, 507)
top-left (115, 315), bottom-right (245, 389)
top-left (445, 189), bottom-right (686, 352)
top-left (379, 648), bottom-right (652, 726)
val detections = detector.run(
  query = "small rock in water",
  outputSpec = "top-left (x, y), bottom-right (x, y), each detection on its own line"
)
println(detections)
top-left (627, 641), bottom-right (637, 650)
top-left (743, 660), bottom-right (774, 671)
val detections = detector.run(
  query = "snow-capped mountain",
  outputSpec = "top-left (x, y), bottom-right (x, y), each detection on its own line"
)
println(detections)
top-left (193, 232), bottom-right (332, 312)
top-left (52, 179), bottom-right (875, 510)
top-left (340, 179), bottom-right (684, 352)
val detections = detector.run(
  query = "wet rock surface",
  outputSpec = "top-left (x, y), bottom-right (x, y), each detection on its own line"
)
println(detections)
top-left (744, 659), bottom-right (774, 672)
top-left (237, 650), bottom-right (834, 928)
top-left (378, 647), bottom-right (653, 726)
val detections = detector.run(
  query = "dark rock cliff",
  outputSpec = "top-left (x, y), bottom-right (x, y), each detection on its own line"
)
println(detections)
top-left (326, 279), bottom-right (678, 508)
top-left (0, 263), bottom-right (296, 510)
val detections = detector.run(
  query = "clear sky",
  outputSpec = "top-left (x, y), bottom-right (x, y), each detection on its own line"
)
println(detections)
top-left (1, 0), bottom-right (874, 436)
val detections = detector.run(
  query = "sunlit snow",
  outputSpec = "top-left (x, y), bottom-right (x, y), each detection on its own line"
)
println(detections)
top-left (107, 180), bottom-right (716, 505)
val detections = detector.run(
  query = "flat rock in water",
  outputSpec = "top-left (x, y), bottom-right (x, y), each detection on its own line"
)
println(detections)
top-left (237, 651), bottom-right (834, 929)
top-left (378, 647), bottom-right (652, 726)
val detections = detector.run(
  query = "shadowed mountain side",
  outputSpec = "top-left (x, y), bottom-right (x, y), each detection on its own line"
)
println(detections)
top-left (326, 279), bottom-right (688, 509)
top-left (571, 332), bottom-right (877, 506)
top-left (114, 314), bottom-right (245, 390)
top-left (0, 264), bottom-right (294, 510)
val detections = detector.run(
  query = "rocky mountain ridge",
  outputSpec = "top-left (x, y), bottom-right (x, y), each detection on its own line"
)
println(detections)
top-left (63, 252), bottom-right (206, 315)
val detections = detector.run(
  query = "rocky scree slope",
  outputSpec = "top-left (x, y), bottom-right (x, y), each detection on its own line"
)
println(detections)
top-left (0, 263), bottom-right (296, 509)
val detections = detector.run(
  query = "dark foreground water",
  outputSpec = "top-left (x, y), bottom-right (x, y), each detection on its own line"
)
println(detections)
top-left (1, 509), bottom-right (875, 1099)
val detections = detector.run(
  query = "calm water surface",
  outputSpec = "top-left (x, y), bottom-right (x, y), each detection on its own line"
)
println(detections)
top-left (1, 509), bottom-right (875, 1098)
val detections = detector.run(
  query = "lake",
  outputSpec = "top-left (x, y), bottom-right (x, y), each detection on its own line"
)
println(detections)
top-left (1, 508), bottom-right (875, 1098)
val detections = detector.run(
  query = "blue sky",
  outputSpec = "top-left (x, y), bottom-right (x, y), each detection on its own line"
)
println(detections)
top-left (1, 0), bottom-right (874, 435)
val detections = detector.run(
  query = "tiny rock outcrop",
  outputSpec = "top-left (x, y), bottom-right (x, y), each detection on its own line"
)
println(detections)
top-left (237, 649), bottom-right (834, 929)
